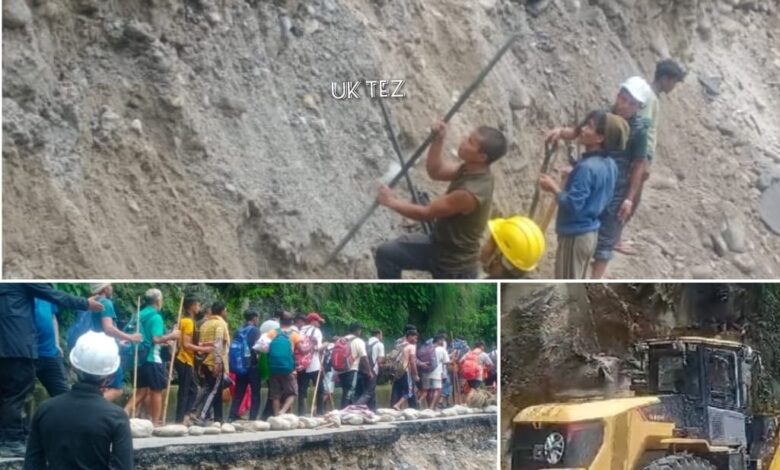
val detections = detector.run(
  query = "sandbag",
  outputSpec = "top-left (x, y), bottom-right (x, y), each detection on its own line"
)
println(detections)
top-left (153, 424), bottom-right (189, 437)
top-left (402, 409), bottom-right (419, 420)
top-left (378, 414), bottom-right (395, 422)
top-left (203, 426), bottom-right (221, 435)
top-left (278, 413), bottom-right (300, 429)
top-left (344, 415), bottom-right (364, 425)
top-left (221, 423), bottom-right (236, 433)
top-left (418, 409), bottom-right (437, 419)
top-left (188, 426), bottom-right (206, 436)
top-left (299, 417), bottom-right (319, 429)
top-left (363, 415), bottom-right (380, 425)
top-left (441, 407), bottom-right (459, 417)
top-left (324, 411), bottom-right (341, 427)
top-left (250, 421), bottom-right (271, 432)
top-left (268, 417), bottom-right (293, 431)
top-left (376, 408), bottom-right (400, 417)
top-left (130, 418), bottom-right (153, 438)
top-left (484, 405), bottom-right (498, 414)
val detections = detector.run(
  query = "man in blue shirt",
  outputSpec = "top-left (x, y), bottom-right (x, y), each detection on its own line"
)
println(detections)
top-left (540, 111), bottom-right (626, 278)
top-left (33, 299), bottom-right (70, 398)
top-left (90, 283), bottom-right (142, 402)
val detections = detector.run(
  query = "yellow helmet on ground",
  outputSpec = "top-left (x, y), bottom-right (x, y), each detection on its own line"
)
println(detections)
top-left (487, 216), bottom-right (545, 271)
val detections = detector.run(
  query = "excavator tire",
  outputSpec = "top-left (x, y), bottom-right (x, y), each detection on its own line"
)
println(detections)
top-left (642, 454), bottom-right (717, 470)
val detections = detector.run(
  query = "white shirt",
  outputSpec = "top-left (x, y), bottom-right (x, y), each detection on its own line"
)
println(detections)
top-left (301, 324), bottom-right (323, 373)
top-left (345, 335), bottom-right (367, 372)
top-left (368, 337), bottom-right (385, 376)
top-left (424, 346), bottom-right (449, 380)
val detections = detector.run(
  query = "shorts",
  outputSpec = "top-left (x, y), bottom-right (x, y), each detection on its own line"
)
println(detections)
top-left (422, 377), bottom-right (442, 390)
top-left (594, 207), bottom-right (623, 261)
top-left (108, 362), bottom-right (125, 390)
top-left (138, 362), bottom-right (167, 391)
top-left (268, 373), bottom-right (298, 401)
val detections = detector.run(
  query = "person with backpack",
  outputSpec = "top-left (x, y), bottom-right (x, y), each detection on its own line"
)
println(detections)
top-left (331, 322), bottom-right (371, 408)
top-left (33, 299), bottom-right (70, 399)
top-left (228, 310), bottom-right (261, 421)
top-left (459, 340), bottom-right (493, 391)
top-left (175, 297), bottom-right (214, 424)
top-left (297, 312), bottom-right (326, 416)
top-left (391, 329), bottom-right (420, 410)
top-left (257, 310), bottom-right (281, 420)
top-left (90, 283), bottom-right (143, 402)
top-left (364, 329), bottom-right (385, 411)
top-left (0, 283), bottom-right (103, 458)
top-left (254, 311), bottom-right (300, 416)
top-left (421, 334), bottom-right (450, 410)
top-left (191, 301), bottom-right (230, 425)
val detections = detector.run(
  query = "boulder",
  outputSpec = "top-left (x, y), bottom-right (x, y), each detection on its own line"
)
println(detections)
top-left (129, 418), bottom-right (153, 438)
top-left (3, 0), bottom-right (32, 29)
top-left (760, 183), bottom-right (780, 234)
top-left (268, 417), bottom-right (293, 431)
top-left (221, 423), bottom-right (236, 434)
top-left (188, 426), bottom-right (206, 436)
top-left (720, 213), bottom-right (747, 253)
top-left (152, 424), bottom-right (189, 437)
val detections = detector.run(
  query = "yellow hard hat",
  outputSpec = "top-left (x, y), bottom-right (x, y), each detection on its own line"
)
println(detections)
top-left (488, 216), bottom-right (545, 271)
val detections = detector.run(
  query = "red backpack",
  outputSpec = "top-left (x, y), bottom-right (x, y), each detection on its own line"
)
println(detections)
top-left (330, 336), bottom-right (353, 373)
top-left (294, 328), bottom-right (316, 372)
top-left (461, 351), bottom-right (481, 381)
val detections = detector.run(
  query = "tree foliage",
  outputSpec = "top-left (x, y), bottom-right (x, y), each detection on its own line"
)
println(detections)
top-left (54, 283), bottom-right (497, 347)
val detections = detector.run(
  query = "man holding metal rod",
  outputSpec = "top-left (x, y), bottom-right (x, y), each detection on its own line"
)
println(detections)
top-left (375, 121), bottom-right (507, 279)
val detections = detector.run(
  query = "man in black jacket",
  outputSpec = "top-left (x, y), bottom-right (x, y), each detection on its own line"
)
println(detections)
top-left (24, 331), bottom-right (133, 469)
top-left (0, 284), bottom-right (103, 457)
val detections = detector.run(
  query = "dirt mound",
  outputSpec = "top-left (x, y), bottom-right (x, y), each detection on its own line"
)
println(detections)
top-left (3, 0), bottom-right (779, 278)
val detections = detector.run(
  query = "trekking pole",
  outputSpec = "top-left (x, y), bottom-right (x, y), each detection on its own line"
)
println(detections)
top-left (529, 140), bottom-right (559, 220)
top-left (310, 353), bottom-right (324, 417)
top-left (376, 97), bottom-right (432, 235)
top-left (324, 34), bottom-right (519, 266)
top-left (162, 295), bottom-right (184, 425)
top-left (131, 297), bottom-right (141, 419)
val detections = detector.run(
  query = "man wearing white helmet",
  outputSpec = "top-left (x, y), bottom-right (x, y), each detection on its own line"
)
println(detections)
top-left (24, 331), bottom-right (133, 469)
top-left (547, 76), bottom-right (652, 278)
top-left (90, 283), bottom-right (142, 403)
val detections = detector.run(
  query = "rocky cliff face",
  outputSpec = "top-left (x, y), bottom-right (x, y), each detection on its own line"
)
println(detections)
top-left (3, 0), bottom-right (779, 278)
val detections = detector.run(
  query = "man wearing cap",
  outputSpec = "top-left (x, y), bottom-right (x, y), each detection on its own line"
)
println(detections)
top-left (297, 312), bottom-right (326, 416)
top-left (25, 331), bottom-right (133, 470)
top-left (90, 283), bottom-right (142, 402)
top-left (547, 76), bottom-right (652, 278)
top-left (0, 283), bottom-right (104, 458)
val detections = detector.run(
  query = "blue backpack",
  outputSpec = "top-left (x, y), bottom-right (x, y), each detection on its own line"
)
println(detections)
top-left (67, 310), bottom-right (97, 350)
top-left (268, 328), bottom-right (294, 375)
top-left (229, 325), bottom-right (255, 376)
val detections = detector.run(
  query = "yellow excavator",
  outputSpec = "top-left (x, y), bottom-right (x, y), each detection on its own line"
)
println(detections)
top-left (510, 336), bottom-right (780, 470)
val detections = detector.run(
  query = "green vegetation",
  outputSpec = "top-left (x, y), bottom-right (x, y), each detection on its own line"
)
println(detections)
top-left (54, 283), bottom-right (497, 347)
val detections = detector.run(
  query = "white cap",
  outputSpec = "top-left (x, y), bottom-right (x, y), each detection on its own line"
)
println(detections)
top-left (620, 76), bottom-right (652, 104)
top-left (90, 283), bottom-right (110, 294)
top-left (69, 331), bottom-right (121, 376)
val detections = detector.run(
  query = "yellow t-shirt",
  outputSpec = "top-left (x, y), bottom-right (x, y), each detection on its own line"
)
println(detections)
top-left (176, 317), bottom-right (195, 366)
top-left (200, 316), bottom-right (230, 373)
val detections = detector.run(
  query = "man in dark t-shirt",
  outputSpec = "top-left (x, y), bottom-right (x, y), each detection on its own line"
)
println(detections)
top-left (375, 121), bottom-right (507, 279)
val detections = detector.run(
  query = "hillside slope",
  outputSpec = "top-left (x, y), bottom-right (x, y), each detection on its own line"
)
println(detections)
top-left (3, 0), bottom-right (779, 278)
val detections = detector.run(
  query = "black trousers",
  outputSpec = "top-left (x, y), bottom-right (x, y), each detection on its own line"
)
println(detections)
top-left (391, 373), bottom-right (417, 409)
top-left (353, 373), bottom-right (376, 410)
top-left (174, 359), bottom-right (198, 423)
top-left (35, 356), bottom-right (70, 398)
top-left (0, 358), bottom-right (35, 441)
top-left (193, 367), bottom-right (224, 422)
top-left (229, 371), bottom-right (261, 421)
top-left (375, 234), bottom-right (478, 279)
top-left (340, 370), bottom-right (359, 409)
top-left (296, 370), bottom-right (324, 416)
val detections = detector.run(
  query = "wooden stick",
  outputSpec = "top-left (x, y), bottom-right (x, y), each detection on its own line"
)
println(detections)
top-left (310, 353), bottom-right (324, 417)
top-left (162, 295), bottom-right (184, 425)
top-left (131, 297), bottom-right (141, 419)
top-left (540, 197), bottom-right (558, 232)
